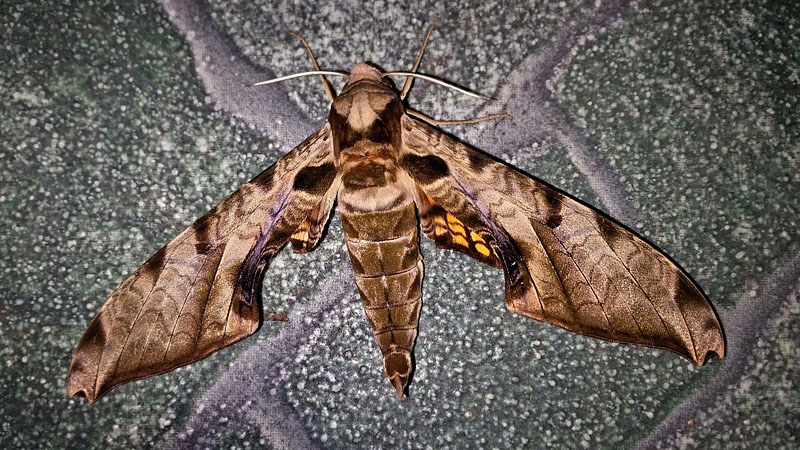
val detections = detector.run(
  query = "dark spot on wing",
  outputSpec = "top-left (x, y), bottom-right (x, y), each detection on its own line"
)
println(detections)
top-left (545, 214), bottom-right (563, 229)
top-left (195, 242), bottom-right (212, 255)
top-left (82, 316), bottom-right (107, 349)
top-left (143, 247), bottom-right (167, 274)
top-left (674, 271), bottom-right (702, 303)
top-left (543, 189), bottom-right (562, 211)
top-left (402, 154), bottom-right (449, 184)
top-left (467, 150), bottom-right (491, 171)
top-left (541, 189), bottom-right (564, 229)
top-left (293, 162), bottom-right (336, 195)
top-left (193, 211), bottom-right (215, 246)
top-left (253, 165), bottom-right (275, 190)
top-left (596, 216), bottom-right (623, 246)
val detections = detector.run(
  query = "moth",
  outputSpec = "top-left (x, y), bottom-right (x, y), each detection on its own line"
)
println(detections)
top-left (68, 22), bottom-right (724, 402)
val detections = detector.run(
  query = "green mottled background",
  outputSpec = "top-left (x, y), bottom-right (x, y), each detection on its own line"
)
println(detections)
top-left (1, 0), bottom-right (798, 448)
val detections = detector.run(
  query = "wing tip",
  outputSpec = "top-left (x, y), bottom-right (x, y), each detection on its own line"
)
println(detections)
top-left (67, 357), bottom-right (98, 403)
top-left (67, 383), bottom-right (98, 403)
top-left (692, 330), bottom-right (726, 366)
top-left (693, 348), bottom-right (724, 366)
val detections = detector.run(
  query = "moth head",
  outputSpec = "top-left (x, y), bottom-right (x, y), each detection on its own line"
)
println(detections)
top-left (348, 62), bottom-right (383, 83)
top-left (344, 63), bottom-right (394, 90)
top-left (383, 350), bottom-right (412, 398)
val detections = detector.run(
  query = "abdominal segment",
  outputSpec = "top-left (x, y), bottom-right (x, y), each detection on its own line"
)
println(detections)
top-left (340, 198), bottom-right (422, 397)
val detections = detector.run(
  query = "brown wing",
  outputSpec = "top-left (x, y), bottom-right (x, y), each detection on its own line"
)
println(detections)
top-left (68, 124), bottom-right (338, 402)
top-left (400, 116), bottom-right (724, 365)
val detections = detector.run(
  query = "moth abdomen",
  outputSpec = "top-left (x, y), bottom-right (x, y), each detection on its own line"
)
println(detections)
top-left (340, 194), bottom-right (422, 397)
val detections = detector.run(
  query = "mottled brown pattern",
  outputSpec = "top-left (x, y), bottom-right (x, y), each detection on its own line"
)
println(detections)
top-left (67, 125), bottom-right (337, 402)
top-left (69, 61), bottom-right (724, 403)
top-left (401, 154), bottom-right (450, 183)
top-left (293, 162), bottom-right (337, 194)
top-left (401, 115), bottom-right (724, 365)
top-left (332, 64), bottom-right (423, 396)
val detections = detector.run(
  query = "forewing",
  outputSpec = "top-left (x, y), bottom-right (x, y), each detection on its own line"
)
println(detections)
top-left (68, 124), bottom-right (338, 402)
top-left (400, 116), bottom-right (724, 365)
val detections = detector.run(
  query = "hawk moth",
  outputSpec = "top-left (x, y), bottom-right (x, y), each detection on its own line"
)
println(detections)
top-left (68, 26), bottom-right (724, 402)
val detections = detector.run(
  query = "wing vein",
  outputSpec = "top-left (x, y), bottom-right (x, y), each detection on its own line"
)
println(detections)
top-left (543, 223), bottom-right (615, 335)
top-left (594, 232), bottom-right (695, 357)
top-left (548, 219), bottom-right (647, 340)
top-left (450, 174), bottom-right (549, 321)
top-left (193, 243), bottom-right (227, 354)
top-left (163, 248), bottom-right (218, 362)
top-left (532, 226), bottom-right (585, 334)
top-left (104, 258), bottom-right (166, 387)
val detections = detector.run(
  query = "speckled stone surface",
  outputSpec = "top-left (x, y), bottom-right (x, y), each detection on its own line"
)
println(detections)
top-left (1, 0), bottom-right (798, 449)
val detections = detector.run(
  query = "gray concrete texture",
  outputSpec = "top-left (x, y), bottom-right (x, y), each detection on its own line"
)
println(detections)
top-left (1, 0), bottom-right (798, 448)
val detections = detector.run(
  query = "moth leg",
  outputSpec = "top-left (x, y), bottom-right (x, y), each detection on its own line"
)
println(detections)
top-left (406, 108), bottom-right (512, 126)
top-left (289, 32), bottom-right (336, 102)
top-left (400, 17), bottom-right (439, 100)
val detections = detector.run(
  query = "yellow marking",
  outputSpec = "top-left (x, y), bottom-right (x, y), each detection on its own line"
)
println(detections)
top-left (470, 231), bottom-right (485, 243)
top-left (433, 215), bottom-right (446, 226)
top-left (475, 243), bottom-right (491, 257)
top-left (434, 225), bottom-right (448, 238)
top-left (445, 213), bottom-right (461, 224)
top-left (452, 234), bottom-right (469, 247)
top-left (446, 214), bottom-right (468, 235)
top-left (292, 230), bottom-right (309, 241)
top-left (449, 222), bottom-right (465, 236)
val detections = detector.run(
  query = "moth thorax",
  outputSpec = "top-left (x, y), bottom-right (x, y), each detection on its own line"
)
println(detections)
top-left (383, 349), bottom-right (412, 398)
top-left (347, 91), bottom-right (392, 131)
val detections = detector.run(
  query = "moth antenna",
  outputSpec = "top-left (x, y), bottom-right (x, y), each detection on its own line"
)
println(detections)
top-left (289, 32), bottom-right (337, 102)
top-left (246, 71), bottom-right (350, 87)
top-left (383, 72), bottom-right (492, 100)
top-left (406, 109), bottom-right (512, 126)
top-left (400, 16), bottom-right (439, 100)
